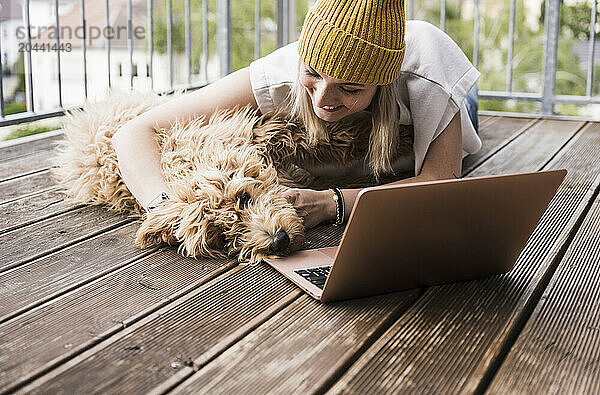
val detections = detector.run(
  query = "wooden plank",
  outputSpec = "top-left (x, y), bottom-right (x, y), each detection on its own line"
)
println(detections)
top-left (463, 117), bottom-right (539, 175)
top-left (0, 132), bottom-right (62, 163)
top-left (469, 119), bottom-right (585, 177)
top-left (327, 122), bottom-right (600, 393)
top-left (0, 170), bottom-right (56, 204)
top-left (167, 291), bottom-right (420, 395)
top-left (0, 251), bottom-right (239, 394)
top-left (0, 148), bottom-right (55, 181)
top-left (487, 144), bottom-right (600, 394)
top-left (478, 114), bottom-right (499, 127)
top-left (4, 224), bottom-right (342, 393)
top-left (0, 189), bottom-right (77, 234)
top-left (0, 206), bottom-right (130, 272)
top-left (0, 222), bottom-right (150, 324)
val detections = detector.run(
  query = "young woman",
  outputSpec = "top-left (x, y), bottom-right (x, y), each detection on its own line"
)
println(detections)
top-left (112, 0), bottom-right (482, 229)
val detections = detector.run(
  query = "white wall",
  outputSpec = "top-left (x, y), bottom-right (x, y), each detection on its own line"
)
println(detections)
top-left (30, 47), bottom-right (221, 111)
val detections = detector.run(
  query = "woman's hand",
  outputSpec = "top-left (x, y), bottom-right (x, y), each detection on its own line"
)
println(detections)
top-left (282, 188), bottom-right (337, 229)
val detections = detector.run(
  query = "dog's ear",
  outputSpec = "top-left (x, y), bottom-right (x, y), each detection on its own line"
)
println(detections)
top-left (136, 197), bottom-right (228, 259)
top-left (176, 210), bottom-right (227, 258)
top-left (135, 200), bottom-right (184, 248)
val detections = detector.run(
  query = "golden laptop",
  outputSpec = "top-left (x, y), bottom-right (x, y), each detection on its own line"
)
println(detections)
top-left (265, 169), bottom-right (567, 302)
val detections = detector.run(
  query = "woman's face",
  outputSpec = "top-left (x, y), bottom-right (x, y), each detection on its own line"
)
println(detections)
top-left (299, 61), bottom-right (378, 122)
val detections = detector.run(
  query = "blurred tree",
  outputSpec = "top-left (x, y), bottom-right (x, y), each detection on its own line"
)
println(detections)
top-left (151, 0), bottom-right (314, 81)
top-left (541, 0), bottom-right (597, 40)
top-left (423, 0), bottom-right (597, 115)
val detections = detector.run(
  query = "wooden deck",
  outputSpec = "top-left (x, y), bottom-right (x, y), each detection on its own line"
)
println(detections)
top-left (0, 115), bottom-right (599, 394)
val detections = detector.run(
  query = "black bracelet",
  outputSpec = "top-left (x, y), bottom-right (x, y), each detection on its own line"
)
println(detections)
top-left (329, 187), bottom-right (345, 226)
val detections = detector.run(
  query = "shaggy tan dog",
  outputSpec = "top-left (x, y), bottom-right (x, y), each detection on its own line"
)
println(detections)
top-left (53, 92), bottom-right (412, 262)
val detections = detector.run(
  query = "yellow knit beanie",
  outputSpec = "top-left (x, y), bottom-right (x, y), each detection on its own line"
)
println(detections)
top-left (298, 0), bottom-right (406, 85)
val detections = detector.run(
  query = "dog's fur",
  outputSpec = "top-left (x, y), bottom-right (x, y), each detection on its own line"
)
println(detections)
top-left (53, 92), bottom-right (413, 262)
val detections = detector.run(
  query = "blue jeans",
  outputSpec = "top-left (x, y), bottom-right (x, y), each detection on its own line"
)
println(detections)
top-left (464, 85), bottom-right (479, 133)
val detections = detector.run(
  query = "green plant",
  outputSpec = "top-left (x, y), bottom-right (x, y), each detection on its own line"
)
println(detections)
top-left (150, 0), bottom-right (309, 79)
top-left (3, 102), bottom-right (27, 116)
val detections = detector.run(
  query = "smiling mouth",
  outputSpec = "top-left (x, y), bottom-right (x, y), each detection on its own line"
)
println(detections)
top-left (319, 105), bottom-right (343, 112)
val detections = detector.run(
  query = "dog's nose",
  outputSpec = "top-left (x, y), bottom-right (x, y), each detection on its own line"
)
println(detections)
top-left (269, 230), bottom-right (290, 254)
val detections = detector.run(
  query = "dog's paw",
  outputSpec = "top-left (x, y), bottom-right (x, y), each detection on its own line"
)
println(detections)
top-left (134, 198), bottom-right (226, 259)
top-left (135, 201), bottom-right (182, 248)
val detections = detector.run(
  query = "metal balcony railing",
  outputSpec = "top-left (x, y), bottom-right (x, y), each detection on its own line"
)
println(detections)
top-left (0, 0), bottom-right (598, 128)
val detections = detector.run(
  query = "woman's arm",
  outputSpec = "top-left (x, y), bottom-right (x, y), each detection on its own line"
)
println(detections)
top-left (112, 67), bottom-right (258, 209)
top-left (285, 111), bottom-right (463, 227)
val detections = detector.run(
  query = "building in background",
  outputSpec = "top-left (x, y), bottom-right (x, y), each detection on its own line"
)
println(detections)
top-left (0, 1), bottom-right (24, 71)
top-left (27, 0), bottom-right (218, 111)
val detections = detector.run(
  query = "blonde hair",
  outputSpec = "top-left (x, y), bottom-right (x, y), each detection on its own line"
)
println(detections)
top-left (289, 77), bottom-right (404, 180)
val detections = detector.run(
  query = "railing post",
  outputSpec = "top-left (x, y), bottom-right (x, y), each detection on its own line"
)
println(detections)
top-left (440, 0), bottom-right (446, 32)
top-left (473, 0), bottom-right (479, 69)
top-left (55, 0), bottom-right (63, 106)
top-left (255, 0), bottom-right (261, 60)
top-left (167, 0), bottom-right (173, 87)
top-left (542, 0), bottom-right (561, 115)
top-left (185, 0), bottom-right (191, 85)
top-left (0, 21), bottom-right (4, 118)
top-left (147, 0), bottom-right (153, 89)
top-left (127, 0), bottom-right (133, 89)
top-left (202, 0), bottom-right (208, 82)
top-left (586, 0), bottom-right (597, 97)
top-left (80, 0), bottom-right (88, 98)
top-left (23, 0), bottom-right (34, 112)
top-left (276, 0), bottom-right (283, 48)
top-left (217, 0), bottom-right (232, 77)
top-left (288, 0), bottom-right (296, 42)
top-left (276, 0), bottom-right (291, 48)
top-left (106, 0), bottom-right (112, 89)
top-left (506, 0), bottom-right (516, 93)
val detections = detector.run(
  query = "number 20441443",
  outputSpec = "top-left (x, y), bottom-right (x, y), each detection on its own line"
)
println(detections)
top-left (19, 43), bottom-right (72, 52)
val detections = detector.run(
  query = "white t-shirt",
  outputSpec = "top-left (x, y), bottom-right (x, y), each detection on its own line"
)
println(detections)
top-left (249, 20), bottom-right (482, 177)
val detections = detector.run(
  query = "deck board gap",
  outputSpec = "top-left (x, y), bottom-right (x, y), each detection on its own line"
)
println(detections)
top-left (0, 246), bottom-right (159, 325)
top-left (314, 289), bottom-right (427, 395)
top-left (537, 121), bottom-right (589, 172)
top-left (0, 204), bottom-right (85, 236)
top-left (0, 167), bottom-right (54, 184)
top-left (0, 186), bottom-right (59, 206)
top-left (0, 218), bottom-right (133, 274)
top-left (463, 118), bottom-right (540, 178)
top-left (153, 291), bottom-right (304, 395)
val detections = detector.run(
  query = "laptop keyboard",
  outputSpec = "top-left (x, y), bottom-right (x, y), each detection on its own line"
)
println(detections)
top-left (295, 266), bottom-right (332, 290)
